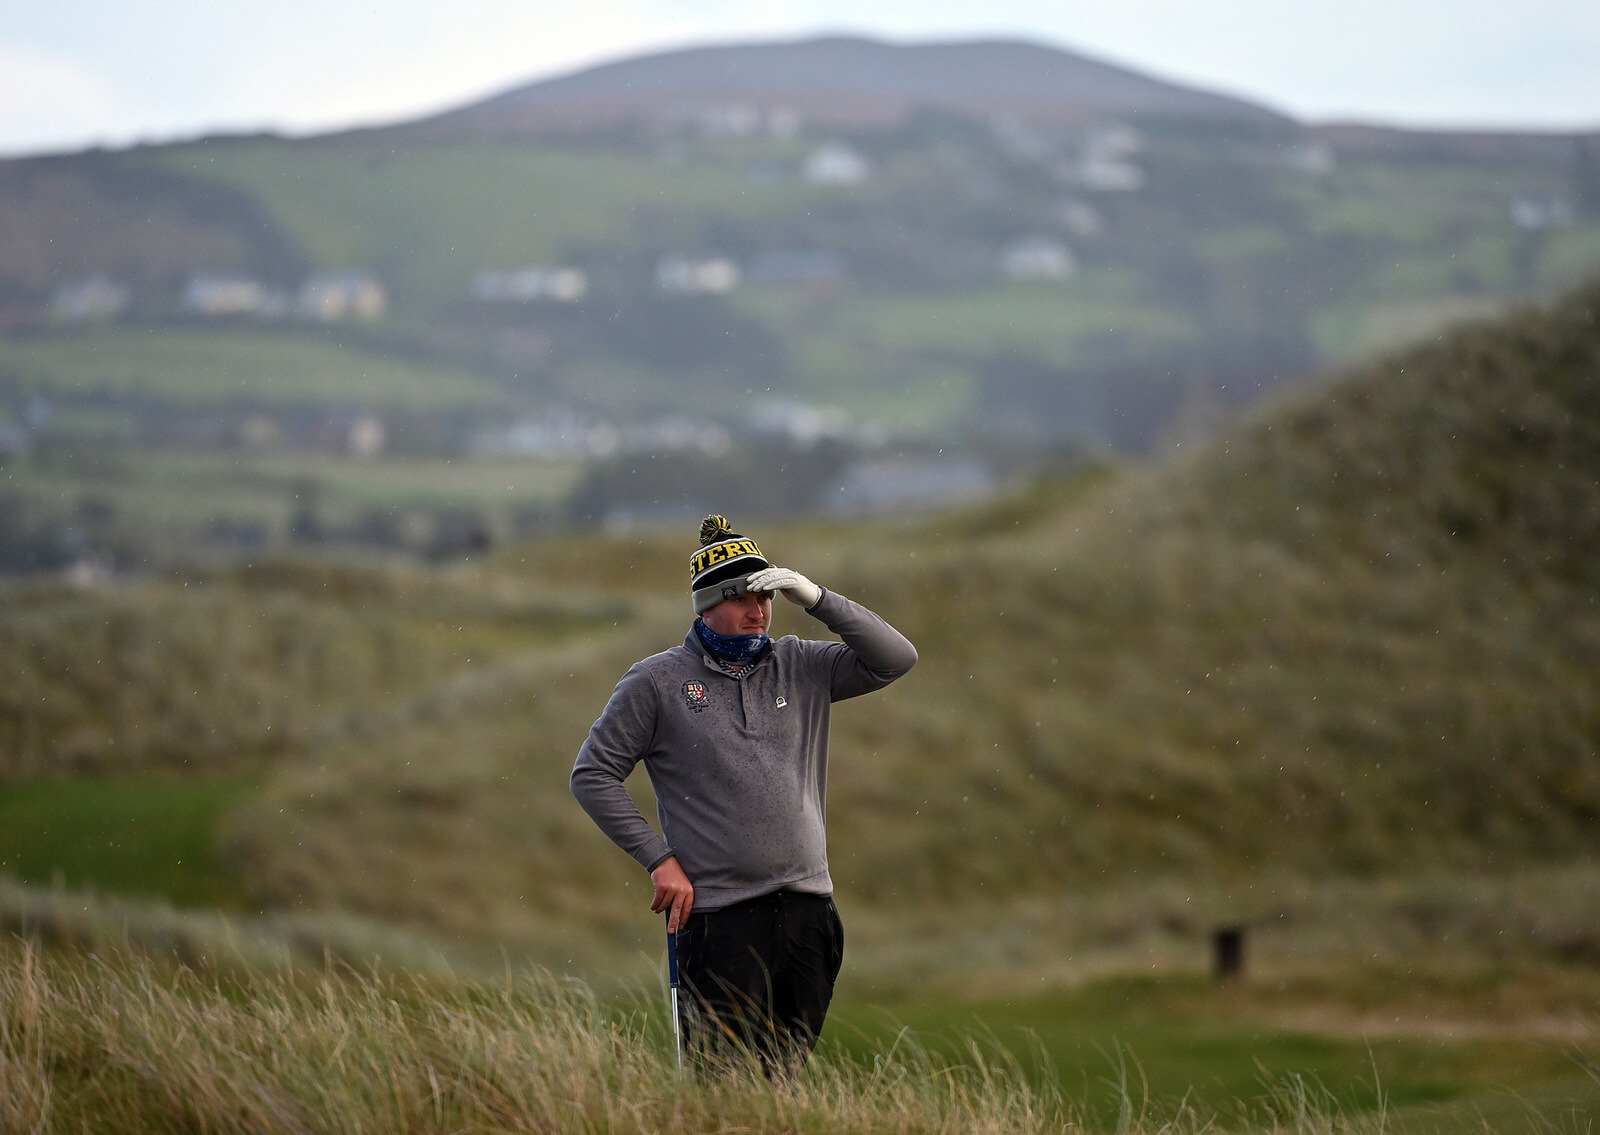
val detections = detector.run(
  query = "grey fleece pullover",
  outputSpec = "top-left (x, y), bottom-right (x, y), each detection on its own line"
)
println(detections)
top-left (570, 588), bottom-right (917, 912)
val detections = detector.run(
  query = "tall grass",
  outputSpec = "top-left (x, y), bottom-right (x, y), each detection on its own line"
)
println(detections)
top-left (32, 935), bottom-right (1558, 1134)
top-left (0, 938), bottom-right (1091, 1135)
top-left (20, 934), bottom-right (1597, 1134)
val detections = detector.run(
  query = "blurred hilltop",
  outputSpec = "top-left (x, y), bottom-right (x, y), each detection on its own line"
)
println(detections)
top-left (1, 35), bottom-right (1599, 570)
top-left (408, 35), bottom-right (1290, 135)
top-left (2, 273), bottom-right (1595, 985)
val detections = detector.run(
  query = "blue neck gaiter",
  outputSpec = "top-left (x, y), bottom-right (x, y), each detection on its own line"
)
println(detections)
top-left (695, 619), bottom-right (770, 665)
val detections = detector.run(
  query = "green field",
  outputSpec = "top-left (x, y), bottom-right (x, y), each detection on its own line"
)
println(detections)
top-left (4, 327), bottom-right (514, 412)
top-left (149, 137), bottom-right (826, 305)
top-left (0, 776), bottom-right (254, 908)
top-left (828, 977), bottom-right (1600, 1132)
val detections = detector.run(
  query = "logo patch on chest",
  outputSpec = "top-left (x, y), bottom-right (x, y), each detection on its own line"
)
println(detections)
top-left (682, 680), bottom-right (710, 712)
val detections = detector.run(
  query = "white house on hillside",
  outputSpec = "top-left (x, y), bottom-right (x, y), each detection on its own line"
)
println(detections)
top-left (657, 255), bottom-right (740, 294)
top-left (298, 273), bottom-right (388, 321)
top-left (51, 275), bottom-right (130, 323)
top-left (804, 143), bottom-right (870, 186)
top-left (472, 266), bottom-right (589, 303)
top-left (181, 274), bottom-right (279, 317)
top-left (1001, 237), bottom-right (1076, 282)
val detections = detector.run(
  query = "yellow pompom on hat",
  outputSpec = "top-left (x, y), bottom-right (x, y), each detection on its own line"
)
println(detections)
top-left (690, 514), bottom-right (770, 614)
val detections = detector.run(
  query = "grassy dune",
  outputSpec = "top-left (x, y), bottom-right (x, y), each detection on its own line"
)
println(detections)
top-left (0, 558), bottom-right (624, 779)
top-left (853, 278), bottom-right (1600, 895)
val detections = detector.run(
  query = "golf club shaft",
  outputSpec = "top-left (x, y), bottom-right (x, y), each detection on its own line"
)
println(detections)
top-left (667, 926), bottom-right (683, 1071)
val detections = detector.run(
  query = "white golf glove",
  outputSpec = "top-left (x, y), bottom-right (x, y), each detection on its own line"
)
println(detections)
top-left (746, 566), bottom-right (822, 608)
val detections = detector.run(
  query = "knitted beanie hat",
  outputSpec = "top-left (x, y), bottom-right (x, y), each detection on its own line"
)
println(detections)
top-left (690, 514), bottom-right (770, 614)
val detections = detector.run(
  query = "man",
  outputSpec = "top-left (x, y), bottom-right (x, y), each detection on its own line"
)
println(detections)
top-left (570, 514), bottom-right (917, 1071)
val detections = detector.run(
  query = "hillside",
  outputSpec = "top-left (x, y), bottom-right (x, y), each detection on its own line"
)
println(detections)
top-left (2, 32), bottom-right (1596, 569)
top-left (3, 278), bottom-right (1596, 985)
top-left (877, 279), bottom-right (1600, 888)
top-left (412, 34), bottom-right (1290, 136)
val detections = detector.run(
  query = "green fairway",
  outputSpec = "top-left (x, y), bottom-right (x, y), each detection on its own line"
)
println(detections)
top-left (826, 979), bottom-right (1600, 1132)
top-left (0, 776), bottom-right (255, 909)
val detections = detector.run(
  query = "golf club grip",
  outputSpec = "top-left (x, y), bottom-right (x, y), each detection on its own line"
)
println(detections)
top-left (666, 927), bottom-right (680, 986)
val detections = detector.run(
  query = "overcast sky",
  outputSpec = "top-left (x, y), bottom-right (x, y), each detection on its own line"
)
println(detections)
top-left (3, 0), bottom-right (1598, 158)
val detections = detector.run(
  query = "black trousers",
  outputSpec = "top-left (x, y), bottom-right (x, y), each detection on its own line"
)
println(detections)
top-left (676, 890), bottom-right (844, 1072)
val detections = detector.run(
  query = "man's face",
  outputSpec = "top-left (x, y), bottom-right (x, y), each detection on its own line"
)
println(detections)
top-left (701, 588), bottom-right (773, 637)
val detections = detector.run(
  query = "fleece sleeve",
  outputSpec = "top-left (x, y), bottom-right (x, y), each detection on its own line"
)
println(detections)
top-left (569, 664), bottom-right (675, 873)
top-left (808, 588), bottom-right (918, 700)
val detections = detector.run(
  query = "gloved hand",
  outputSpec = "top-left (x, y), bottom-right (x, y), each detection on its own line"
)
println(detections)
top-left (746, 566), bottom-right (822, 608)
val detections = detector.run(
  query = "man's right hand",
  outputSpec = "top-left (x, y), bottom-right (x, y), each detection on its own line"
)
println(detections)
top-left (650, 856), bottom-right (694, 932)
top-left (746, 566), bottom-right (822, 608)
